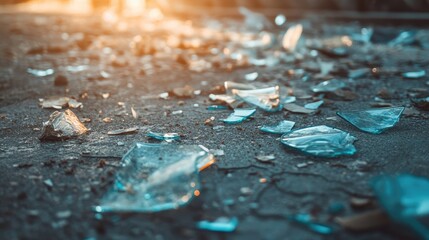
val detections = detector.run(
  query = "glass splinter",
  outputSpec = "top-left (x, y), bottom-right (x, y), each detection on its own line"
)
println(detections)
top-left (280, 125), bottom-right (357, 158)
top-left (312, 79), bottom-right (346, 93)
top-left (94, 143), bottom-right (214, 213)
top-left (260, 120), bottom-right (295, 134)
top-left (147, 131), bottom-right (180, 142)
top-left (222, 108), bottom-right (256, 124)
top-left (305, 100), bottom-right (324, 110)
top-left (337, 107), bottom-right (405, 134)
top-left (402, 70), bottom-right (426, 79)
top-left (197, 217), bottom-right (238, 232)
top-left (372, 174), bottom-right (429, 238)
top-left (233, 86), bottom-right (282, 112)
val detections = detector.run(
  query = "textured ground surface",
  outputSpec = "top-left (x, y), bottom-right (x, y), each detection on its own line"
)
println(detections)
top-left (0, 12), bottom-right (428, 240)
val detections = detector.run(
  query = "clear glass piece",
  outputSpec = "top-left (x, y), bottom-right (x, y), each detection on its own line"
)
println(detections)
top-left (337, 107), bottom-right (405, 134)
top-left (95, 143), bottom-right (213, 213)
top-left (305, 100), bottom-right (324, 110)
top-left (233, 86), bottom-right (281, 112)
top-left (260, 120), bottom-right (295, 134)
top-left (39, 110), bottom-right (88, 141)
top-left (312, 79), bottom-right (346, 93)
top-left (147, 131), bottom-right (180, 142)
top-left (222, 108), bottom-right (256, 124)
top-left (280, 125), bottom-right (357, 158)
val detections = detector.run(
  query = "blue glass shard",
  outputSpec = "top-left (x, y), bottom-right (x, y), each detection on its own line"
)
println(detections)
top-left (146, 131), bottom-right (180, 142)
top-left (372, 174), bottom-right (429, 238)
top-left (222, 108), bottom-right (256, 124)
top-left (197, 217), bottom-right (238, 232)
top-left (282, 96), bottom-right (297, 104)
top-left (260, 120), bottom-right (295, 134)
top-left (94, 143), bottom-right (214, 213)
top-left (402, 70), bottom-right (426, 79)
top-left (245, 72), bottom-right (259, 81)
top-left (337, 107), bottom-right (405, 134)
top-left (288, 213), bottom-right (334, 235)
top-left (280, 125), bottom-right (357, 158)
top-left (388, 31), bottom-right (416, 47)
top-left (209, 94), bottom-right (241, 108)
top-left (312, 79), bottom-right (346, 93)
top-left (207, 105), bottom-right (228, 111)
top-left (233, 86), bottom-right (282, 112)
top-left (305, 100), bottom-right (324, 110)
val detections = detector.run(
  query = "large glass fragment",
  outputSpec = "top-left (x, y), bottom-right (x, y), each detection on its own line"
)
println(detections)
top-left (197, 217), bottom-right (238, 232)
top-left (222, 108), bottom-right (256, 124)
top-left (95, 143), bottom-right (214, 213)
top-left (146, 131), bottom-right (180, 142)
top-left (372, 174), bottom-right (429, 238)
top-left (337, 107), bottom-right (405, 134)
top-left (280, 125), bottom-right (357, 158)
top-left (282, 24), bottom-right (303, 52)
top-left (260, 120), bottom-right (295, 134)
top-left (312, 79), bottom-right (346, 93)
top-left (39, 110), bottom-right (88, 141)
top-left (232, 86), bottom-right (281, 112)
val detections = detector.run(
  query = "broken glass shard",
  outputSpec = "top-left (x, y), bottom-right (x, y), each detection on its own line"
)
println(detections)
top-left (282, 96), bottom-right (297, 104)
top-left (402, 70), bottom-right (426, 79)
top-left (39, 109), bottom-right (88, 141)
top-left (275, 14), bottom-right (286, 26)
top-left (305, 100), bottom-right (324, 110)
top-left (207, 105), bottom-right (228, 111)
top-left (255, 154), bottom-right (275, 163)
top-left (222, 108), bottom-right (256, 124)
top-left (27, 68), bottom-right (54, 77)
top-left (388, 31), bottom-right (416, 47)
top-left (66, 65), bottom-right (88, 72)
top-left (224, 81), bottom-right (257, 92)
top-left (349, 68), bottom-right (369, 79)
top-left (94, 143), bottom-right (214, 213)
top-left (312, 79), bottom-right (346, 93)
top-left (284, 103), bottom-right (316, 114)
top-left (197, 217), bottom-right (238, 232)
top-left (260, 120), bottom-right (295, 134)
top-left (209, 94), bottom-right (242, 109)
top-left (233, 86), bottom-right (281, 112)
top-left (108, 127), bottom-right (139, 135)
top-left (282, 24), bottom-right (303, 52)
top-left (288, 213), bottom-right (334, 235)
top-left (245, 72), bottom-right (259, 81)
top-left (280, 125), bottom-right (357, 158)
top-left (372, 174), bottom-right (429, 238)
top-left (146, 131), bottom-right (180, 142)
top-left (337, 107), bottom-right (405, 134)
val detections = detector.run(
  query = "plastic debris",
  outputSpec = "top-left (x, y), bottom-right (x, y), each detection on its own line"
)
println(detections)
top-left (372, 174), bottom-right (429, 238)
top-left (27, 68), bottom-right (54, 77)
top-left (337, 107), bottom-right (405, 134)
top-left (39, 110), bottom-right (88, 141)
top-left (284, 103), bottom-right (316, 114)
top-left (280, 125), bottom-right (357, 158)
top-left (305, 100), bottom-right (324, 110)
top-left (282, 24), bottom-right (303, 52)
top-left (233, 86), bottom-right (281, 112)
top-left (197, 217), bottom-right (238, 232)
top-left (312, 79), bottom-right (346, 93)
top-left (260, 120), bottom-right (295, 134)
top-left (95, 143), bottom-right (214, 213)
top-left (244, 72), bottom-right (259, 81)
top-left (222, 108), bottom-right (256, 124)
top-left (402, 70), bottom-right (426, 79)
top-left (288, 213), bottom-right (334, 235)
top-left (146, 131), bottom-right (180, 142)
top-left (255, 154), bottom-right (275, 163)
top-left (107, 127), bottom-right (139, 135)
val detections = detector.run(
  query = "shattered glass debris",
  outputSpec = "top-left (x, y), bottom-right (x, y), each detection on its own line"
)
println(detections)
top-left (245, 72), bottom-right (259, 81)
top-left (304, 100), bottom-right (324, 110)
top-left (260, 120), bottom-right (295, 134)
top-left (402, 70), bottom-right (426, 79)
top-left (95, 143), bottom-right (214, 213)
top-left (222, 108), bottom-right (256, 124)
top-left (337, 107), bottom-right (405, 134)
top-left (312, 79), bottom-right (346, 93)
top-left (233, 86), bottom-right (281, 112)
top-left (388, 31), bottom-right (416, 47)
top-left (288, 213), bottom-right (334, 235)
top-left (207, 105), bottom-right (228, 111)
top-left (39, 110), bottom-right (88, 141)
top-left (372, 174), bottom-right (429, 238)
top-left (197, 217), bottom-right (238, 232)
top-left (255, 154), bottom-right (275, 163)
top-left (284, 103), bottom-right (316, 114)
top-left (282, 96), bottom-right (297, 104)
top-left (282, 24), bottom-right (303, 52)
top-left (209, 94), bottom-right (240, 109)
top-left (146, 131), bottom-right (180, 142)
top-left (27, 68), bottom-right (54, 77)
top-left (66, 65), bottom-right (88, 72)
top-left (280, 125), bottom-right (357, 158)
top-left (107, 127), bottom-right (139, 135)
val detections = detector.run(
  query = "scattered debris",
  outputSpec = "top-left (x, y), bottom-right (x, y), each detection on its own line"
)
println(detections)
top-left (282, 24), bottom-right (303, 52)
top-left (402, 70), bottom-right (426, 79)
top-left (281, 125), bottom-right (357, 158)
top-left (337, 107), bottom-right (405, 134)
top-left (312, 79), bottom-right (346, 93)
top-left (233, 86), bottom-right (281, 112)
top-left (94, 143), bottom-right (214, 213)
top-left (107, 127), bottom-right (139, 135)
top-left (171, 85), bottom-right (194, 98)
top-left (222, 108), bottom-right (256, 124)
top-left (255, 154), bottom-right (275, 163)
top-left (284, 103), bottom-right (316, 114)
top-left (260, 120), bottom-right (295, 134)
top-left (288, 213), bottom-right (333, 235)
top-left (304, 100), bottom-right (324, 110)
top-left (27, 68), bottom-right (54, 77)
top-left (244, 72), bottom-right (259, 81)
top-left (146, 131), bottom-right (180, 142)
top-left (40, 97), bottom-right (82, 109)
top-left (39, 110), bottom-right (88, 141)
